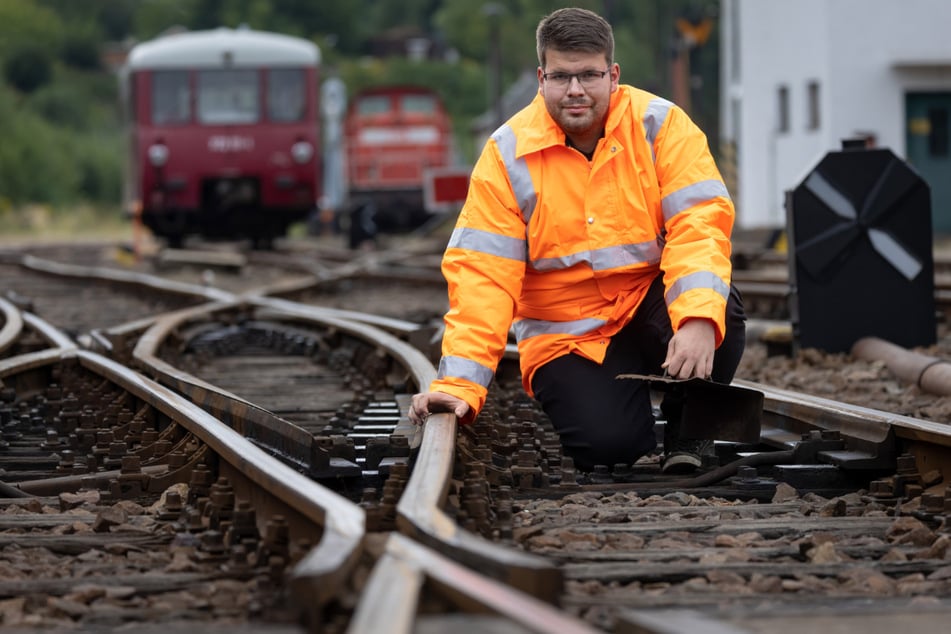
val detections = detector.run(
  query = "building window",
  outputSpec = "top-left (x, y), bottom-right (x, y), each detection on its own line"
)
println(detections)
top-left (777, 85), bottom-right (789, 133)
top-left (807, 81), bottom-right (821, 130)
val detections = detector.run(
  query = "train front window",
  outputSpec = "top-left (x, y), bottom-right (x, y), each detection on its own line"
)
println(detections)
top-left (356, 96), bottom-right (391, 116)
top-left (197, 69), bottom-right (259, 124)
top-left (400, 94), bottom-right (436, 115)
top-left (152, 71), bottom-right (191, 125)
top-left (268, 69), bottom-right (306, 122)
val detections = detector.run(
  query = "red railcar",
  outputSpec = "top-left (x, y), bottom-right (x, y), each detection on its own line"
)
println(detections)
top-left (343, 85), bottom-right (454, 237)
top-left (120, 27), bottom-right (321, 248)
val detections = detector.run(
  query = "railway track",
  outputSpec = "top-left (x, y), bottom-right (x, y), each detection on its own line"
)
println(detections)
top-left (485, 370), bottom-right (951, 631)
top-left (0, 324), bottom-right (353, 631)
top-left (0, 237), bottom-right (950, 632)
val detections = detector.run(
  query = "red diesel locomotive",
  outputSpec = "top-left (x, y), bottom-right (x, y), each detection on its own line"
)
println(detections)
top-left (121, 27), bottom-right (321, 248)
top-left (343, 85), bottom-right (455, 241)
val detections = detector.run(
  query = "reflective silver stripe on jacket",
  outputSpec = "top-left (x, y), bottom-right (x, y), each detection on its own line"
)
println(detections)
top-left (492, 125), bottom-right (538, 225)
top-left (437, 355), bottom-right (496, 388)
top-left (643, 97), bottom-right (673, 162)
top-left (665, 270), bottom-right (730, 305)
top-left (513, 316), bottom-right (607, 342)
top-left (531, 239), bottom-right (662, 272)
top-left (661, 179), bottom-right (732, 223)
top-left (448, 226), bottom-right (527, 262)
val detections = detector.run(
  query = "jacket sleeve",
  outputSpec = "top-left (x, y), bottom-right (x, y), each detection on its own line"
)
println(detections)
top-left (429, 136), bottom-right (528, 423)
top-left (652, 104), bottom-right (735, 346)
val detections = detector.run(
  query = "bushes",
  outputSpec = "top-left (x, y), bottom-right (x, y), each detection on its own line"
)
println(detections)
top-left (73, 131), bottom-right (122, 202)
top-left (26, 83), bottom-right (92, 129)
top-left (0, 1), bottom-right (119, 211)
top-left (0, 90), bottom-right (77, 205)
top-left (0, 84), bottom-right (121, 206)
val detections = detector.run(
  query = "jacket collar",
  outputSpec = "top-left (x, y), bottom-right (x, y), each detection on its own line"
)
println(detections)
top-left (514, 85), bottom-right (632, 159)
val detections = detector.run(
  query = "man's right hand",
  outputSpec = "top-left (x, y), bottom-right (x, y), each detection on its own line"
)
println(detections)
top-left (409, 392), bottom-right (470, 426)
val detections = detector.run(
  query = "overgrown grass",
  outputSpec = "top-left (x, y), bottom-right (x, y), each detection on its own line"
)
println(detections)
top-left (0, 203), bottom-right (132, 243)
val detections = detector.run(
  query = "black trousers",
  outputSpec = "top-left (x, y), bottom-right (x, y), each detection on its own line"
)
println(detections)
top-left (531, 275), bottom-right (747, 472)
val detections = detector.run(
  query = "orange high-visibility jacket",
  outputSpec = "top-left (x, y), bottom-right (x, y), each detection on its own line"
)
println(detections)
top-left (432, 84), bottom-right (734, 424)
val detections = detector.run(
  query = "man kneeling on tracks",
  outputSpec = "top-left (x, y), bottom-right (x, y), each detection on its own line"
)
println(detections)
top-left (409, 7), bottom-right (746, 474)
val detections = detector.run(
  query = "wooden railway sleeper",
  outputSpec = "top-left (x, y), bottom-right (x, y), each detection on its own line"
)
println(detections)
top-left (13, 441), bottom-right (210, 497)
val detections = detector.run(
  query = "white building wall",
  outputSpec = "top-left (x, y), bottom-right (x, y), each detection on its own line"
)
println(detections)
top-left (722, 0), bottom-right (951, 229)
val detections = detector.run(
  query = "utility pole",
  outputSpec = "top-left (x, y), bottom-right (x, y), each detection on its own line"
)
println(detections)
top-left (672, 11), bottom-right (713, 118)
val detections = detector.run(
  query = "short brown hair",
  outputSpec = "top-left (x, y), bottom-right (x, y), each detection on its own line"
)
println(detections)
top-left (536, 7), bottom-right (614, 68)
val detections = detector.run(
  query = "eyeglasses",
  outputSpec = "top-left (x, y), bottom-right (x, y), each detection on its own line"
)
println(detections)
top-left (541, 69), bottom-right (610, 88)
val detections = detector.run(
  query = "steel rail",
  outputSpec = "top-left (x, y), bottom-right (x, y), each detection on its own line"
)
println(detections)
top-left (22, 311), bottom-right (78, 350)
top-left (130, 296), bottom-right (445, 624)
top-left (130, 289), bottom-right (563, 614)
top-left (1, 305), bottom-right (367, 622)
top-left (736, 378), bottom-right (951, 447)
top-left (349, 533), bottom-right (598, 634)
top-left (0, 311), bottom-right (77, 397)
top-left (253, 295), bottom-right (427, 339)
top-left (128, 301), bottom-right (332, 465)
top-left (21, 254), bottom-right (234, 303)
top-left (0, 344), bottom-right (363, 533)
top-left (131, 297), bottom-right (428, 445)
top-left (0, 296), bottom-right (23, 355)
top-left (82, 347), bottom-right (365, 616)
top-left (737, 377), bottom-right (951, 481)
top-left (396, 414), bottom-right (563, 601)
top-left (19, 251), bottom-right (440, 358)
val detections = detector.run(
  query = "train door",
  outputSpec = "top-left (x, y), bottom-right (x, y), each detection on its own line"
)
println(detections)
top-left (906, 92), bottom-right (951, 234)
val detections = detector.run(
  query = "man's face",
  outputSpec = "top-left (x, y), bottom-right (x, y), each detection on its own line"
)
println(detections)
top-left (538, 49), bottom-right (619, 140)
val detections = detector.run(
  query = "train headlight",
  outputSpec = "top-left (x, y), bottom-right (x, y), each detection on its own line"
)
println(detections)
top-left (148, 143), bottom-right (169, 167)
top-left (291, 141), bottom-right (314, 164)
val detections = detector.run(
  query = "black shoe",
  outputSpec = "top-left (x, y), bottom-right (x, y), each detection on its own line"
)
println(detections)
top-left (660, 388), bottom-right (711, 474)
top-left (661, 438), bottom-right (712, 474)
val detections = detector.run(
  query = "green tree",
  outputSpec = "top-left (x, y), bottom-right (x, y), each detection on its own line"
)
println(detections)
top-left (0, 0), bottom-right (63, 57)
top-left (62, 22), bottom-right (104, 71)
top-left (96, 0), bottom-right (137, 40)
top-left (0, 0), bottom-right (62, 94)
top-left (132, 0), bottom-right (198, 39)
top-left (4, 46), bottom-right (53, 93)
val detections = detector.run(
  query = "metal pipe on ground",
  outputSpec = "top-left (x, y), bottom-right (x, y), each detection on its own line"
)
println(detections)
top-left (851, 336), bottom-right (951, 396)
